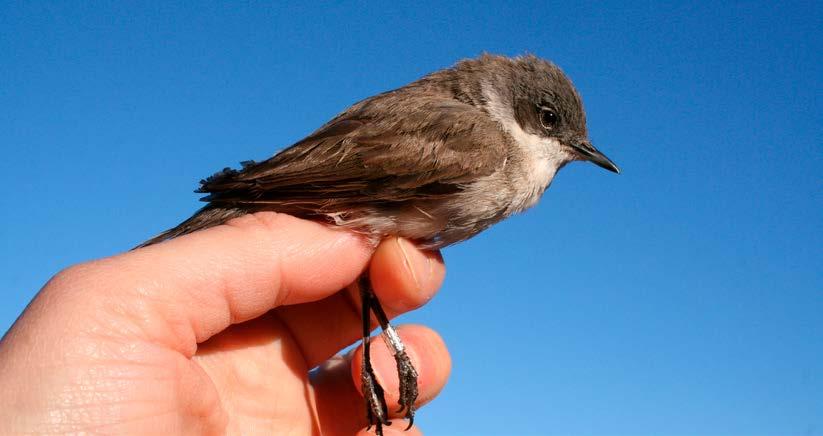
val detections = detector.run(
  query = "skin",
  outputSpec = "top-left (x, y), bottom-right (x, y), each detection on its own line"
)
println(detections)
top-left (0, 212), bottom-right (450, 435)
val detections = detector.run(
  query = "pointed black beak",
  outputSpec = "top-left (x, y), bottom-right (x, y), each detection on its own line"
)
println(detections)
top-left (571, 141), bottom-right (620, 174)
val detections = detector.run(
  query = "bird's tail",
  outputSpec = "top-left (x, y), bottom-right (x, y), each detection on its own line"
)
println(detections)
top-left (135, 205), bottom-right (245, 249)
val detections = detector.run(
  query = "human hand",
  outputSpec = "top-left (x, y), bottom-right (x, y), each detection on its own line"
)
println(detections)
top-left (0, 212), bottom-right (450, 435)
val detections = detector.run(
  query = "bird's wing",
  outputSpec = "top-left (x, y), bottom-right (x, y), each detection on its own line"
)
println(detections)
top-left (198, 97), bottom-right (508, 211)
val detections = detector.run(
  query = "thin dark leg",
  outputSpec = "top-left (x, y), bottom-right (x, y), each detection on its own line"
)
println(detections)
top-left (359, 275), bottom-right (389, 435)
top-left (368, 283), bottom-right (419, 429)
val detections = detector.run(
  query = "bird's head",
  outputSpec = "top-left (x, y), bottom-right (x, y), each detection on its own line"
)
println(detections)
top-left (455, 54), bottom-right (620, 174)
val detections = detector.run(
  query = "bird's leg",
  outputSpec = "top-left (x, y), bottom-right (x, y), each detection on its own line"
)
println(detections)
top-left (365, 278), bottom-right (419, 429)
top-left (359, 275), bottom-right (390, 435)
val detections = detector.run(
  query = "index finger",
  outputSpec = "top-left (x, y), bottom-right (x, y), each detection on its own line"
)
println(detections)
top-left (31, 212), bottom-right (373, 356)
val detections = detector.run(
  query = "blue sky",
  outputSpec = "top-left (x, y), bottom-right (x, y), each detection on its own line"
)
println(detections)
top-left (1, 1), bottom-right (820, 434)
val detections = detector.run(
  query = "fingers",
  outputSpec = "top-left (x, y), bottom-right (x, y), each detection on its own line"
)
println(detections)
top-left (369, 237), bottom-right (445, 316)
top-left (312, 325), bottom-right (450, 436)
top-left (27, 213), bottom-right (373, 356)
top-left (275, 237), bottom-right (446, 367)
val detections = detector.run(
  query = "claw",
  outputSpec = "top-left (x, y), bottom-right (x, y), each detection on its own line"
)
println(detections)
top-left (362, 364), bottom-right (390, 431)
top-left (394, 349), bottom-right (419, 428)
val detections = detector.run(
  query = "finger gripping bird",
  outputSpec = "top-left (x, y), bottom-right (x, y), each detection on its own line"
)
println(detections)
top-left (138, 53), bottom-right (619, 435)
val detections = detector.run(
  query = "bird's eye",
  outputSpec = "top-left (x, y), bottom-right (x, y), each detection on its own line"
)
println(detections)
top-left (539, 108), bottom-right (558, 130)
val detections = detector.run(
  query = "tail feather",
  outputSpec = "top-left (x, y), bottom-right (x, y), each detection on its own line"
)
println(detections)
top-left (135, 206), bottom-right (245, 249)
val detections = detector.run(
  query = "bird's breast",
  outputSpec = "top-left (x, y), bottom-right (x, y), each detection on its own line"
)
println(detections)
top-left (503, 134), bottom-right (572, 214)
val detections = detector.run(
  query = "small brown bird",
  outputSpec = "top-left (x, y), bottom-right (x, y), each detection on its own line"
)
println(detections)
top-left (139, 54), bottom-right (619, 435)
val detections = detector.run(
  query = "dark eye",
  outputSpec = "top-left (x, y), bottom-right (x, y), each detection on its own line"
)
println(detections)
top-left (539, 108), bottom-right (558, 130)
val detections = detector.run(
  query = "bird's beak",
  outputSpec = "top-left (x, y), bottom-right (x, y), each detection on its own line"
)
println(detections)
top-left (571, 141), bottom-right (620, 174)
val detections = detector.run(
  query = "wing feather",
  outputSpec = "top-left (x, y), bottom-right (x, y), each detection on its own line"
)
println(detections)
top-left (198, 95), bottom-right (507, 212)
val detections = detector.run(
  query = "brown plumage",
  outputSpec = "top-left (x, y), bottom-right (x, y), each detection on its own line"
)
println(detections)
top-left (139, 54), bottom-right (620, 250)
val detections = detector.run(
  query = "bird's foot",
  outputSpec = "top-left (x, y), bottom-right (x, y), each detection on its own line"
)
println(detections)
top-left (362, 360), bottom-right (390, 435)
top-left (394, 349), bottom-right (419, 429)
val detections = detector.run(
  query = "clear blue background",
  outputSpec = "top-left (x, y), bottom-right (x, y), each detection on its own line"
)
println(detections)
top-left (1, 1), bottom-right (820, 434)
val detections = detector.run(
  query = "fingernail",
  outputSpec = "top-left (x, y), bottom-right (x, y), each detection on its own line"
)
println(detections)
top-left (396, 238), bottom-right (430, 292)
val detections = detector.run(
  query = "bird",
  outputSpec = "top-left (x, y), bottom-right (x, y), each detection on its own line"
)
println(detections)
top-left (138, 53), bottom-right (619, 435)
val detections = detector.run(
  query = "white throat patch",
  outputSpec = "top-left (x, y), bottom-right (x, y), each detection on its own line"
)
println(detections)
top-left (482, 82), bottom-right (572, 212)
